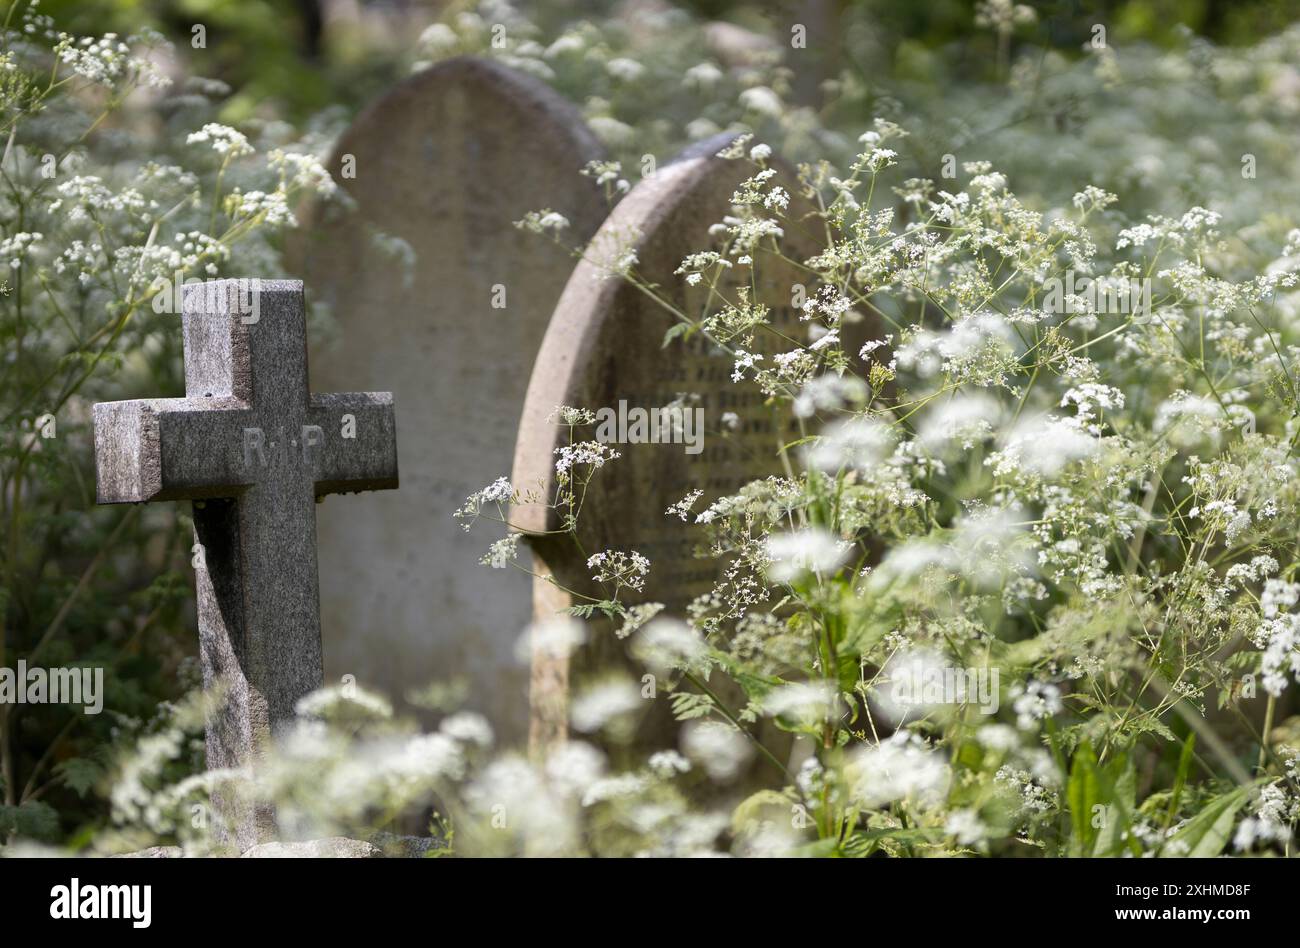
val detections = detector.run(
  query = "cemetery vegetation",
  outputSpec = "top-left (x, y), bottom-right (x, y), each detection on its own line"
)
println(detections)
top-left (4, 0), bottom-right (1300, 856)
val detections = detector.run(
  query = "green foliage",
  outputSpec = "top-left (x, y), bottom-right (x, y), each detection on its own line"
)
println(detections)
top-left (450, 1), bottom-right (1300, 856)
top-left (0, 0), bottom-right (336, 846)
top-left (53, 756), bottom-right (103, 798)
top-left (0, 799), bottom-right (59, 840)
top-left (9, 0), bottom-right (1300, 857)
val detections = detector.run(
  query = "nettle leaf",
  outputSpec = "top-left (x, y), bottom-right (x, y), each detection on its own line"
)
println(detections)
top-left (54, 757), bottom-right (104, 798)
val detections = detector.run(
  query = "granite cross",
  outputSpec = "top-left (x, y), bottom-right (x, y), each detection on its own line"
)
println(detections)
top-left (93, 279), bottom-right (398, 848)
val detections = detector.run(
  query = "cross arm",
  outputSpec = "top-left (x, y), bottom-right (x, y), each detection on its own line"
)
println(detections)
top-left (307, 392), bottom-right (399, 497)
top-left (93, 397), bottom-right (255, 503)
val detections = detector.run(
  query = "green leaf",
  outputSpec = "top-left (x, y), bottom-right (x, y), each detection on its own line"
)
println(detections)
top-left (731, 789), bottom-right (796, 837)
top-left (1165, 732), bottom-right (1196, 827)
top-left (0, 801), bottom-right (60, 842)
top-left (1161, 785), bottom-right (1255, 858)
top-left (1067, 741), bottom-right (1102, 857)
top-left (844, 827), bottom-right (943, 857)
top-left (661, 322), bottom-right (691, 348)
top-left (1066, 742), bottom-right (1142, 857)
top-left (669, 692), bottom-right (714, 721)
top-left (1093, 760), bottom-right (1139, 857)
top-left (563, 600), bottom-right (622, 620)
top-left (850, 827), bottom-right (943, 842)
top-left (54, 757), bottom-right (104, 798)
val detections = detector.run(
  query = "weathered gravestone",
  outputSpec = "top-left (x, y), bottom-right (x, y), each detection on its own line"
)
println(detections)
top-left (93, 279), bottom-right (398, 850)
top-left (295, 57), bottom-right (606, 745)
top-left (513, 135), bottom-right (852, 750)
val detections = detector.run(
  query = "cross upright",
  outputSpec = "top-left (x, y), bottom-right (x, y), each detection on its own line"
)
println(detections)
top-left (93, 279), bottom-right (398, 849)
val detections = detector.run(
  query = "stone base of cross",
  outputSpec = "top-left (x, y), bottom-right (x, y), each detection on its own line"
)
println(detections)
top-left (93, 279), bottom-right (398, 851)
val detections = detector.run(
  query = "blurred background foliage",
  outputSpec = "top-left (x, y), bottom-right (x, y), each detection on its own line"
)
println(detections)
top-left (33, 0), bottom-right (1300, 122)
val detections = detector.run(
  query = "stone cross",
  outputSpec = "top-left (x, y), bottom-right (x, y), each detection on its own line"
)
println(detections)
top-left (93, 279), bottom-right (398, 848)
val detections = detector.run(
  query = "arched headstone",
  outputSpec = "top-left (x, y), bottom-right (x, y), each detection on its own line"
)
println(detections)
top-left (513, 135), bottom-right (854, 750)
top-left (296, 57), bottom-right (606, 746)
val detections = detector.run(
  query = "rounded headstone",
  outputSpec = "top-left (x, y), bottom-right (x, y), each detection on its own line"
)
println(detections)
top-left (513, 135), bottom-right (869, 747)
top-left (296, 57), bottom-right (607, 746)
